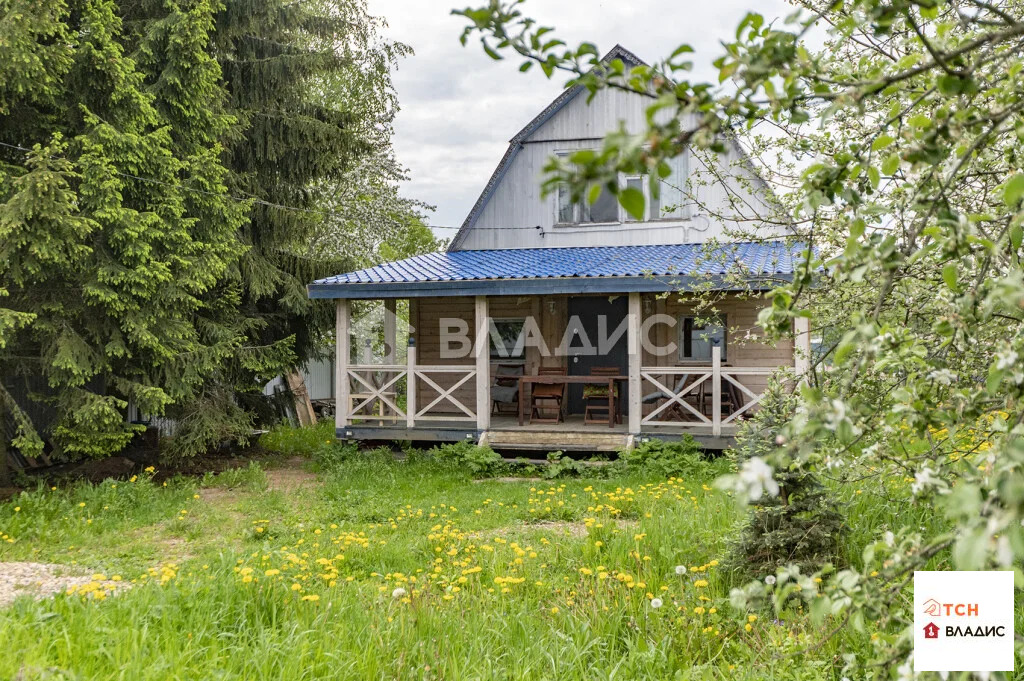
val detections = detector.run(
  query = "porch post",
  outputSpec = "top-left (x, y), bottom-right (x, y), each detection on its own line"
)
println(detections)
top-left (474, 295), bottom-right (491, 431)
top-left (712, 346), bottom-right (722, 437)
top-left (406, 338), bottom-right (416, 428)
top-left (384, 298), bottom-right (397, 364)
top-left (335, 299), bottom-right (350, 432)
top-left (794, 316), bottom-right (811, 382)
top-left (627, 292), bottom-right (642, 435)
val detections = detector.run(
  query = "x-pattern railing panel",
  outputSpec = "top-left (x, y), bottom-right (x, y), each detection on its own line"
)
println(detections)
top-left (347, 367), bottom-right (406, 420)
top-left (413, 367), bottom-right (477, 420)
top-left (640, 370), bottom-right (712, 425)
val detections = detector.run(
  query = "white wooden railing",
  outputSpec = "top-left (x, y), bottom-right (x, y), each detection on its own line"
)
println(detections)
top-left (341, 346), bottom-right (477, 427)
top-left (640, 347), bottom-right (773, 436)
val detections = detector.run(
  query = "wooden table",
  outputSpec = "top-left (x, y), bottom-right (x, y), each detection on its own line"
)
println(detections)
top-left (517, 374), bottom-right (627, 428)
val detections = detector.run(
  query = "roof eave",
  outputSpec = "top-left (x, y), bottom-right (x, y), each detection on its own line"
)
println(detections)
top-left (306, 273), bottom-right (790, 300)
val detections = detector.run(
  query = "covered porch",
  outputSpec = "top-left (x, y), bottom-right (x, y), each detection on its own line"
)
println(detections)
top-left (308, 243), bottom-right (811, 451)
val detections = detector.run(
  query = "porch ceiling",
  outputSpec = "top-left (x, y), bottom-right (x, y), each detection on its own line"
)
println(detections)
top-left (308, 241), bottom-right (808, 299)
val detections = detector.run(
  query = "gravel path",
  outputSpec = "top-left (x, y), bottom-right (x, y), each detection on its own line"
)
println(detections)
top-left (0, 562), bottom-right (128, 608)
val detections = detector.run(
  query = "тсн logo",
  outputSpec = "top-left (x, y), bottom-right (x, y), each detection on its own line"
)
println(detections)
top-left (921, 598), bottom-right (979, 617)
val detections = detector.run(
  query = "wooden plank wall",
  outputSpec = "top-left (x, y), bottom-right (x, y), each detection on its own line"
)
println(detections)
top-left (410, 293), bottom-right (790, 417)
top-left (644, 293), bottom-right (791, 402)
top-left (414, 296), bottom-right (535, 415)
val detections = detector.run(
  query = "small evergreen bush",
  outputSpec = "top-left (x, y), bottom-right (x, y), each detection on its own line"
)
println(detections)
top-left (727, 386), bottom-right (845, 577)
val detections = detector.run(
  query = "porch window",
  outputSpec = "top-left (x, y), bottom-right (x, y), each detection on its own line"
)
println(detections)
top-left (678, 315), bottom-right (726, 362)
top-left (489, 318), bottom-right (526, 359)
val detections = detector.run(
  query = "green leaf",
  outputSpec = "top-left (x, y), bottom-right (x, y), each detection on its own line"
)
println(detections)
top-left (881, 153), bottom-right (900, 175)
top-left (941, 264), bottom-right (958, 290)
top-left (1002, 173), bottom-right (1024, 206)
top-left (871, 134), bottom-right (894, 151)
top-left (986, 364), bottom-right (1004, 394)
top-left (908, 114), bottom-right (931, 129)
top-left (867, 166), bottom-right (879, 188)
top-left (619, 186), bottom-right (645, 220)
top-left (809, 595), bottom-right (832, 626)
top-left (1010, 223), bottom-right (1023, 251)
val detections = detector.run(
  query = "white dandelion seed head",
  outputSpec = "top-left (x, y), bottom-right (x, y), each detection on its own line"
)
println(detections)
top-left (650, 598), bottom-right (663, 609)
top-left (764, 575), bottom-right (777, 586)
top-left (675, 565), bottom-right (687, 575)
top-left (391, 587), bottom-right (407, 599)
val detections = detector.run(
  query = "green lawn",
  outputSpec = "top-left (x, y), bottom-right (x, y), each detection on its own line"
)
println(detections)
top-left (0, 444), bottom-right (932, 680)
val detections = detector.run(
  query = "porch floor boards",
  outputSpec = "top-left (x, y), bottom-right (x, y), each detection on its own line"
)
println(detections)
top-left (340, 414), bottom-right (738, 451)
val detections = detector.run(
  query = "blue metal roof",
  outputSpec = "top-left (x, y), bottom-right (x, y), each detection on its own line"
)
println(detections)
top-left (308, 241), bottom-right (808, 299)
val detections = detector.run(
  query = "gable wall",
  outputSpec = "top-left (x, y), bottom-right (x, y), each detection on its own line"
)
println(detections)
top-left (457, 87), bottom-right (785, 251)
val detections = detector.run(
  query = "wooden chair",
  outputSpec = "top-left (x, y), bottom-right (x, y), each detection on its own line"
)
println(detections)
top-left (583, 366), bottom-right (622, 425)
top-left (491, 363), bottom-right (524, 416)
top-left (530, 366), bottom-right (567, 424)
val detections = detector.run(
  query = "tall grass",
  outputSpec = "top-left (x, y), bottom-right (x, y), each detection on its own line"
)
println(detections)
top-left (0, 441), bottom-right (955, 680)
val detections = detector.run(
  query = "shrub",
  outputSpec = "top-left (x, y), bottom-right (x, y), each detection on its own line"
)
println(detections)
top-left (542, 451), bottom-right (584, 479)
top-left (615, 436), bottom-right (710, 477)
top-left (259, 421), bottom-right (334, 457)
top-left (311, 440), bottom-right (361, 471)
top-left (427, 441), bottom-right (506, 477)
top-left (200, 461), bottom-right (267, 492)
top-left (726, 387), bottom-right (845, 578)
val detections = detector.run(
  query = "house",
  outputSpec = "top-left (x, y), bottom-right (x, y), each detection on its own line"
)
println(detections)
top-left (307, 45), bottom-right (811, 451)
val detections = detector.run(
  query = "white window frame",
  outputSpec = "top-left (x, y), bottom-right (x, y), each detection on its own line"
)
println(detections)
top-left (555, 149), bottom-right (690, 225)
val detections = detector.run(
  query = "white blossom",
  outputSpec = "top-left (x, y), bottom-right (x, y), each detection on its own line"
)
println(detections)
top-left (926, 368), bottom-right (957, 386)
top-left (911, 466), bottom-right (945, 496)
top-left (737, 457), bottom-right (780, 501)
top-left (995, 349), bottom-right (1019, 371)
top-left (996, 535), bottom-right (1013, 567)
top-left (896, 654), bottom-right (915, 681)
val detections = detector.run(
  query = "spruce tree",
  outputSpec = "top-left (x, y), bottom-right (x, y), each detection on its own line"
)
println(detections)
top-left (0, 0), bottom-right (247, 458)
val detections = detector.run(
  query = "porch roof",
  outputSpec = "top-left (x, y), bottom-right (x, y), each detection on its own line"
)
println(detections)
top-left (308, 241), bottom-right (808, 299)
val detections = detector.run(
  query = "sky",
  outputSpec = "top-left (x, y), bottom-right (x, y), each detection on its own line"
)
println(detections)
top-left (365, 0), bottom-right (792, 236)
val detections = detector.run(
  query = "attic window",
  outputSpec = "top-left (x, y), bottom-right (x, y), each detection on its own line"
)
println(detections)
top-left (555, 152), bottom-right (619, 225)
top-left (557, 182), bottom-right (618, 224)
top-left (555, 150), bottom-right (691, 225)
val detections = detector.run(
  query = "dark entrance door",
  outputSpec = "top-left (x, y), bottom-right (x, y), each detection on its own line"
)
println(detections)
top-left (565, 295), bottom-right (628, 415)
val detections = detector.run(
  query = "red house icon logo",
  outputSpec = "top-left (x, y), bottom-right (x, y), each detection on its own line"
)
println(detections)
top-left (924, 622), bottom-right (940, 639)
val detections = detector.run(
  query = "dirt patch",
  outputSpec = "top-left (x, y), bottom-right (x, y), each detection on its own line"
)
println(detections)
top-left (265, 457), bottom-right (318, 492)
top-left (0, 562), bottom-right (130, 608)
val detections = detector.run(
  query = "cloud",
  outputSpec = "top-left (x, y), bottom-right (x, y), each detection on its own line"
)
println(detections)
top-left (367, 0), bottom-right (791, 228)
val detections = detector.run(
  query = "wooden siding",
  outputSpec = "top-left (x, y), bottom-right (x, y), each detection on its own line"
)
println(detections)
top-left (408, 293), bottom-right (790, 417)
top-left (458, 87), bottom-right (785, 251)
